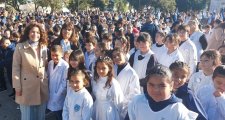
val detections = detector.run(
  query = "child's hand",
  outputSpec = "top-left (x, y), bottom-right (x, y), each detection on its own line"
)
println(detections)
top-left (213, 89), bottom-right (223, 97)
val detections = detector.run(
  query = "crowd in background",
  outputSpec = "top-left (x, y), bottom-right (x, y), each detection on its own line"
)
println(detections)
top-left (0, 8), bottom-right (225, 120)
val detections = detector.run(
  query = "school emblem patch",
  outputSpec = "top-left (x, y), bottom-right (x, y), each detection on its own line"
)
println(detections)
top-left (74, 104), bottom-right (80, 112)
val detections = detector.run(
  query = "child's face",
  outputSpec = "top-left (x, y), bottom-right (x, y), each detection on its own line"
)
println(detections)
top-left (114, 40), bottom-right (122, 49)
top-left (4, 31), bottom-right (10, 39)
top-left (94, 45), bottom-right (101, 57)
top-left (96, 62), bottom-right (110, 77)
top-left (85, 42), bottom-right (95, 52)
top-left (69, 75), bottom-right (85, 92)
top-left (51, 51), bottom-right (63, 64)
top-left (219, 47), bottom-right (225, 56)
top-left (62, 28), bottom-right (73, 40)
top-left (63, 53), bottom-right (70, 63)
top-left (69, 59), bottom-right (79, 68)
top-left (1, 40), bottom-right (11, 49)
top-left (127, 26), bottom-right (132, 33)
top-left (165, 39), bottom-right (178, 50)
top-left (171, 69), bottom-right (188, 89)
top-left (200, 56), bottom-right (215, 71)
top-left (147, 75), bottom-right (173, 102)
top-left (178, 30), bottom-right (188, 40)
top-left (155, 33), bottom-right (164, 44)
top-left (103, 40), bottom-right (112, 49)
top-left (112, 51), bottom-right (126, 65)
top-left (138, 41), bottom-right (150, 53)
top-left (213, 76), bottom-right (225, 93)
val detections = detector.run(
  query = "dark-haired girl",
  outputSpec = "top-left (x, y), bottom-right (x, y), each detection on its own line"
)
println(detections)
top-left (92, 56), bottom-right (124, 120)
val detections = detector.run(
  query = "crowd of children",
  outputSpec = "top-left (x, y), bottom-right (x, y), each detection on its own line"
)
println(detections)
top-left (0, 8), bottom-right (224, 120)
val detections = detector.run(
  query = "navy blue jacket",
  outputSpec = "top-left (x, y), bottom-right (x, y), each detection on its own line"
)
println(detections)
top-left (0, 44), bottom-right (15, 69)
top-left (141, 22), bottom-right (159, 44)
top-left (0, 44), bottom-right (15, 84)
top-left (175, 83), bottom-right (208, 120)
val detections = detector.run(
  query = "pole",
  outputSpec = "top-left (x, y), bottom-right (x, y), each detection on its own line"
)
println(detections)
top-left (78, 0), bottom-right (79, 11)
top-left (4, 0), bottom-right (6, 8)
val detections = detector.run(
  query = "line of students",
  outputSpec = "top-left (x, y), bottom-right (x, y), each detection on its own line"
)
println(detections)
top-left (12, 22), bottom-right (225, 120)
top-left (47, 32), bottom-right (225, 120)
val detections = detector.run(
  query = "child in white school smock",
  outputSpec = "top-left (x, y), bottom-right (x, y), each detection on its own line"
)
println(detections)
top-left (112, 48), bottom-right (141, 119)
top-left (177, 24), bottom-right (198, 76)
top-left (197, 65), bottom-right (225, 120)
top-left (129, 32), bottom-right (158, 93)
top-left (92, 56), bottom-right (124, 120)
top-left (157, 33), bottom-right (184, 67)
top-left (62, 70), bottom-right (93, 120)
top-left (128, 65), bottom-right (198, 120)
top-left (188, 50), bottom-right (221, 95)
top-left (151, 31), bottom-right (167, 60)
top-left (47, 45), bottom-right (69, 120)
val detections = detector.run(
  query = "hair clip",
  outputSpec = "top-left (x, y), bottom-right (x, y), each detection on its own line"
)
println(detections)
top-left (99, 56), bottom-right (111, 61)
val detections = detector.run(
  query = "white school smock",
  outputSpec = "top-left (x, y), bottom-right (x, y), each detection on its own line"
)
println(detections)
top-left (128, 94), bottom-right (198, 120)
top-left (133, 49), bottom-right (154, 79)
top-left (62, 87), bottom-right (93, 120)
top-left (179, 38), bottom-right (198, 76)
top-left (151, 44), bottom-right (167, 60)
top-left (129, 48), bottom-right (136, 56)
top-left (158, 48), bottom-right (184, 68)
top-left (91, 77), bottom-right (124, 120)
top-left (189, 31), bottom-right (204, 61)
top-left (47, 59), bottom-right (69, 111)
top-left (197, 84), bottom-right (225, 120)
top-left (114, 63), bottom-right (141, 118)
top-left (188, 70), bottom-right (213, 95)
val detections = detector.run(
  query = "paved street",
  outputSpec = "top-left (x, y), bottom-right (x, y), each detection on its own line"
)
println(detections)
top-left (0, 90), bottom-right (20, 120)
top-left (0, 90), bottom-right (56, 120)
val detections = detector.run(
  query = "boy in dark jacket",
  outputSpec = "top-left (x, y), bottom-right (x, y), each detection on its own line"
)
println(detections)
top-left (0, 38), bottom-right (15, 96)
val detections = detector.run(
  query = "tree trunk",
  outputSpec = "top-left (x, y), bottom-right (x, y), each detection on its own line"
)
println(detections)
top-left (35, 3), bottom-right (37, 12)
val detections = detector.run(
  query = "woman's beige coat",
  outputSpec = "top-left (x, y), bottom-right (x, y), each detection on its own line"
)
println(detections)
top-left (207, 26), bottom-right (225, 50)
top-left (12, 41), bottom-right (48, 105)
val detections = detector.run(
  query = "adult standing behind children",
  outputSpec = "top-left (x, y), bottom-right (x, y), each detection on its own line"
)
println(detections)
top-left (207, 22), bottom-right (225, 50)
top-left (51, 22), bottom-right (81, 54)
top-left (12, 22), bottom-right (48, 120)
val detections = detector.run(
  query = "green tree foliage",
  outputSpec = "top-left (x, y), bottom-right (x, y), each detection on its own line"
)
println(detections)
top-left (33, 0), bottom-right (69, 12)
top-left (93, 0), bottom-right (107, 11)
top-left (5, 5), bottom-right (17, 13)
top-left (114, 0), bottom-right (129, 12)
top-left (3, 0), bottom-right (27, 11)
top-left (67, 0), bottom-right (92, 12)
top-left (128, 0), bottom-right (151, 10)
top-left (47, 0), bottom-right (64, 12)
top-left (32, 0), bottom-right (48, 12)
top-left (151, 0), bottom-right (176, 12)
